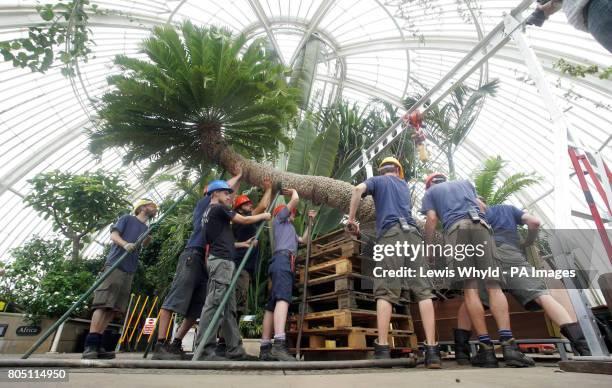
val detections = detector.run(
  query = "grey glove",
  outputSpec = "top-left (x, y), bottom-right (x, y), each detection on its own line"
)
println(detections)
top-left (123, 242), bottom-right (137, 252)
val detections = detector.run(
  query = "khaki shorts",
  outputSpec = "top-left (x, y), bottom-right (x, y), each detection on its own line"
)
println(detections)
top-left (479, 243), bottom-right (549, 311)
top-left (444, 219), bottom-right (501, 286)
top-left (92, 266), bottom-right (134, 313)
top-left (373, 224), bottom-right (435, 304)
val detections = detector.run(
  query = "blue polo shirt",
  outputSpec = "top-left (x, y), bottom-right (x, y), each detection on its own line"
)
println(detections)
top-left (420, 180), bottom-right (483, 231)
top-left (364, 175), bottom-right (417, 237)
top-left (273, 207), bottom-right (298, 254)
top-left (185, 196), bottom-right (212, 250)
top-left (485, 204), bottom-right (524, 248)
top-left (105, 214), bottom-right (148, 273)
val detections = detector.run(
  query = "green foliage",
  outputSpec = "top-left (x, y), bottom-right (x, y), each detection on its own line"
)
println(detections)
top-left (553, 59), bottom-right (611, 80)
top-left (239, 309), bottom-right (264, 338)
top-left (286, 116), bottom-right (317, 174)
top-left (24, 170), bottom-right (131, 261)
top-left (89, 22), bottom-right (299, 179)
top-left (404, 80), bottom-right (499, 178)
top-left (0, 0), bottom-right (97, 76)
top-left (0, 237), bottom-right (102, 322)
top-left (473, 156), bottom-right (539, 205)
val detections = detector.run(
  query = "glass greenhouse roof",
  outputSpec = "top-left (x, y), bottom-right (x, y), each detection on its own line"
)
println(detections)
top-left (0, 0), bottom-right (610, 269)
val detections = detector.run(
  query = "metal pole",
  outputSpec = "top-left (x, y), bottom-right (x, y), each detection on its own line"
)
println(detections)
top-left (296, 215), bottom-right (314, 360)
top-left (21, 181), bottom-right (200, 359)
top-left (48, 321), bottom-right (65, 354)
top-left (115, 293), bottom-right (135, 352)
top-left (191, 191), bottom-right (281, 361)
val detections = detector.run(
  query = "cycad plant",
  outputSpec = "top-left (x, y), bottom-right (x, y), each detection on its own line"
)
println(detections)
top-left (473, 156), bottom-right (539, 205)
top-left (90, 22), bottom-right (376, 219)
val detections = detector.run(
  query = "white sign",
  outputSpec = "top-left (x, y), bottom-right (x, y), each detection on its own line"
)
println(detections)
top-left (142, 317), bottom-right (157, 335)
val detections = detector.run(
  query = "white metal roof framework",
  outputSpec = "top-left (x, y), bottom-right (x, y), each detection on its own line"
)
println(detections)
top-left (0, 0), bottom-right (610, 264)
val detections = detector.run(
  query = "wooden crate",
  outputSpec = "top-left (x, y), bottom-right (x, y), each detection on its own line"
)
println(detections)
top-left (288, 327), bottom-right (417, 350)
top-left (299, 308), bottom-right (414, 332)
top-left (303, 290), bottom-right (377, 312)
top-left (297, 257), bottom-right (362, 283)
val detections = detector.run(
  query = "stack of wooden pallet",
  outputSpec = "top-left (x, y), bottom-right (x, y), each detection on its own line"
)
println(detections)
top-left (288, 229), bottom-right (418, 360)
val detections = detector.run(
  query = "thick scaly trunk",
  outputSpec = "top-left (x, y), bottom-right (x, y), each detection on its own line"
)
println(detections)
top-left (200, 129), bottom-right (376, 220)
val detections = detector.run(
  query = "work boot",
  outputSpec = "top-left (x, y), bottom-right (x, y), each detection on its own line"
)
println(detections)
top-left (454, 329), bottom-right (472, 365)
top-left (97, 346), bottom-right (116, 359)
top-left (271, 339), bottom-right (295, 362)
top-left (470, 342), bottom-right (499, 368)
top-left (560, 322), bottom-right (591, 356)
top-left (227, 352), bottom-right (259, 361)
top-left (501, 338), bottom-right (535, 367)
top-left (259, 343), bottom-right (274, 361)
top-left (196, 353), bottom-right (229, 361)
top-left (151, 341), bottom-right (182, 360)
top-left (170, 338), bottom-right (189, 360)
top-left (82, 345), bottom-right (100, 360)
top-left (215, 339), bottom-right (227, 358)
top-left (424, 344), bottom-right (442, 369)
top-left (373, 340), bottom-right (391, 360)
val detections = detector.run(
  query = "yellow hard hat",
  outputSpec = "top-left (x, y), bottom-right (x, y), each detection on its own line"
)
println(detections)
top-left (133, 198), bottom-right (157, 215)
top-left (379, 157), bottom-right (404, 179)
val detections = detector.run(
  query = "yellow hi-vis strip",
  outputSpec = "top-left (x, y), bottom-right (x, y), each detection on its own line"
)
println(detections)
top-left (128, 295), bottom-right (149, 343)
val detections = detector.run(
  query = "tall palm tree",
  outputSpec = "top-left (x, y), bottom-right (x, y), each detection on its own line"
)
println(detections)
top-left (473, 156), bottom-right (539, 205)
top-left (404, 80), bottom-right (499, 179)
top-left (90, 22), bottom-right (376, 219)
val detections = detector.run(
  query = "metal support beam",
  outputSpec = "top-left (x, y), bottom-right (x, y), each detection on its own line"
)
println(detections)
top-left (288, 0), bottom-right (335, 68)
top-left (247, 0), bottom-right (286, 64)
top-left (348, 0), bottom-right (535, 177)
top-left (505, 13), bottom-right (610, 357)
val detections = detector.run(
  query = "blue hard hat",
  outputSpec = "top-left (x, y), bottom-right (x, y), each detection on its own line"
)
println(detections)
top-left (205, 180), bottom-right (233, 195)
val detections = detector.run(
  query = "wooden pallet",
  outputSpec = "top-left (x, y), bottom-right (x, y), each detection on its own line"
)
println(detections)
top-left (301, 273), bottom-right (374, 296)
top-left (297, 257), bottom-right (363, 283)
top-left (288, 327), bottom-right (417, 350)
top-left (303, 290), bottom-right (377, 312)
top-left (298, 308), bottom-right (414, 332)
top-left (307, 238), bottom-right (361, 262)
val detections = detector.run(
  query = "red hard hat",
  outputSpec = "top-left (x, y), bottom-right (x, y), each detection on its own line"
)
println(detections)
top-left (273, 204), bottom-right (297, 217)
top-left (425, 172), bottom-right (447, 189)
top-left (233, 194), bottom-right (252, 210)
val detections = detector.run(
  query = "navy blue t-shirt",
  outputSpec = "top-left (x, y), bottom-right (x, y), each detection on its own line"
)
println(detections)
top-left (485, 204), bottom-right (524, 248)
top-left (185, 196), bottom-right (212, 249)
top-left (420, 180), bottom-right (483, 231)
top-left (105, 214), bottom-right (148, 273)
top-left (233, 220), bottom-right (260, 274)
top-left (364, 175), bottom-right (417, 237)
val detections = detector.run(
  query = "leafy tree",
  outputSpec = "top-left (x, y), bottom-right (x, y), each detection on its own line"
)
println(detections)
top-left (473, 156), bottom-right (539, 205)
top-left (404, 80), bottom-right (499, 179)
top-left (0, 0), bottom-right (98, 76)
top-left (89, 22), bottom-right (379, 221)
top-left (25, 170), bottom-right (131, 261)
top-left (0, 237), bottom-right (102, 322)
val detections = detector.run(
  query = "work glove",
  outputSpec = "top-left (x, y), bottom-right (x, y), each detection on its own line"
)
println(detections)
top-left (123, 242), bottom-right (137, 252)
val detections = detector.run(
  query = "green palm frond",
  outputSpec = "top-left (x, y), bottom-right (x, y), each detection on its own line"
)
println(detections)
top-left (473, 155), bottom-right (540, 205)
top-left (89, 22), bottom-right (299, 178)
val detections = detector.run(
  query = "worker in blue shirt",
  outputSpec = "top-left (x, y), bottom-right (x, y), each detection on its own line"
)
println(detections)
top-left (348, 157), bottom-right (440, 368)
top-left (453, 200), bottom-right (591, 361)
top-left (421, 173), bottom-right (533, 368)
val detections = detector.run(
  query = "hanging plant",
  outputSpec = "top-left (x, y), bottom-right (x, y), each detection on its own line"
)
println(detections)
top-left (0, 0), bottom-right (99, 76)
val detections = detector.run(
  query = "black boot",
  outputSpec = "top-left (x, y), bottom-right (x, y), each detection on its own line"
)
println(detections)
top-left (82, 345), bottom-right (100, 359)
top-left (560, 322), bottom-right (591, 356)
top-left (454, 329), bottom-right (472, 365)
top-left (97, 346), bottom-right (116, 359)
top-left (271, 339), bottom-right (295, 362)
top-left (259, 343), bottom-right (274, 361)
top-left (471, 342), bottom-right (498, 368)
top-left (373, 341), bottom-right (391, 360)
top-left (424, 344), bottom-right (442, 369)
top-left (501, 338), bottom-right (535, 367)
top-left (151, 341), bottom-right (182, 360)
top-left (215, 339), bottom-right (227, 358)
